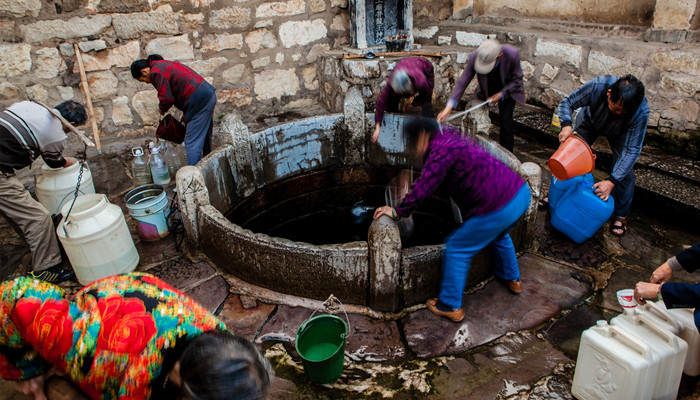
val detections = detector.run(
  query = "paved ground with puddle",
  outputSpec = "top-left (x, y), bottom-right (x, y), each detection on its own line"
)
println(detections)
top-left (1, 121), bottom-right (699, 399)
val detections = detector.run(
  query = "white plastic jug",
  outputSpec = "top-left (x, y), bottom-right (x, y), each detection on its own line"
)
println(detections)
top-left (572, 320), bottom-right (658, 400)
top-left (35, 157), bottom-right (95, 215)
top-left (57, 194), bottom-right (139, 285)
top-left (610, 313), bottom-right (688, 400)
top-left (664, 307), bottom-right (700, 376)
top-left (634, 301), bottom-right (681, 335)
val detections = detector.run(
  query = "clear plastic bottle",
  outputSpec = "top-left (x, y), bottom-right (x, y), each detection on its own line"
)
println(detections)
top-left (149, 144), bottom-right (171, 185)
top-left (131, 147), bottom-right (153, 187)
top-left (165, 143), bottom-right (187, 179)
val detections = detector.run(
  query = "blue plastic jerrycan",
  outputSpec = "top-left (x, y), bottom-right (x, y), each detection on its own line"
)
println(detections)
top-left (551, 179), bottom-right (614, 243)
top-left (548, 173), bottom-right (595, 211)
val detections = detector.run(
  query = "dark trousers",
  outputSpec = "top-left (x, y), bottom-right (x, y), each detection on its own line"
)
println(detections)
top-left (498, 97), bottom-right (516, 152)
top-left (576, 129), bottom-right (635, 217)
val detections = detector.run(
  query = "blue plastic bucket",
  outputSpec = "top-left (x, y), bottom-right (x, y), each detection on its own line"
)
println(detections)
top-left (551, 180), bottom-right (614, 243)
top-left (548, 173), bottom-right (594, 211)
top-left (124, 184), bottom-right (170, 241)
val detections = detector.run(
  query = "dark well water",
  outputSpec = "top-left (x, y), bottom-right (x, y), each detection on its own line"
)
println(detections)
top-left (225, 166), bottom-right (458, 246)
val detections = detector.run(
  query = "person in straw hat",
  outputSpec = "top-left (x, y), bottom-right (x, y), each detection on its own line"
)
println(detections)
top-left (437, 38), bottom-right (525, 152)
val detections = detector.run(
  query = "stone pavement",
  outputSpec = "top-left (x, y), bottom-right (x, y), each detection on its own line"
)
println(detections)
top-left (2, 123), bottom-right (700, 399)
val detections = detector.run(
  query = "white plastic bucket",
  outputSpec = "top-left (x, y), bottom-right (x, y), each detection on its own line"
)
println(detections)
top-left (57, 194), bottom-right (139, 285)
top-left (572, 320), bottom-right (658, 400)
top-left (610, 313), bottom-right (688, 400)
top-left (35, 158), bottom-right (95, 215)
top-left (124, 184), bottom-right (170, 241)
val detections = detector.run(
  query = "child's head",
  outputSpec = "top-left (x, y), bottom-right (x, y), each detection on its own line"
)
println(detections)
top-left (179, 331), bottom-right (272, 400)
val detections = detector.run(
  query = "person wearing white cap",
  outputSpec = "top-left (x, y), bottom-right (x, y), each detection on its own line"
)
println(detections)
top-left (437, 38), bottom-right (525, 152)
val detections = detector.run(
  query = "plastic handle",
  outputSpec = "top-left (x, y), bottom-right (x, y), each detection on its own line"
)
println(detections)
top-left (638, 314), bottom-right (680, 349)
top-left (611, 325), bottom-right (651, 358)
top-left (643, 301), bottom-right (681, 333)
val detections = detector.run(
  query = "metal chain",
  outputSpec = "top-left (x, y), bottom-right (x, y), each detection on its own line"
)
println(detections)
top-left (63, 144), bottom-right (89, 224)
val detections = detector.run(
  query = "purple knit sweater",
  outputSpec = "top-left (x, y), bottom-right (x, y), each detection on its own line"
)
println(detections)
top-left (395, 126), bottom-right (525, 218)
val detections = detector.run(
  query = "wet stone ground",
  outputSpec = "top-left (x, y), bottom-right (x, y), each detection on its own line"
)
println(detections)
top-left (2, 110), bottom-right (700, 399)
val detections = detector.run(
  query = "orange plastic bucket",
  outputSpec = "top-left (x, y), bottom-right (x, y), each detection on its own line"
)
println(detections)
top-left (548, 135), bottom-right (596, 180)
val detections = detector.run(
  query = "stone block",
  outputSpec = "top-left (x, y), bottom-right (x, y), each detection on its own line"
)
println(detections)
top-left (279, 19), bottom-right (327, 48)
top-left (201, 33), bottom-right (243, 52)
top-left (521, 60), bottom-right (535, 80)
top-left (539, 63), bottom-right (559, 85)
top-left (368, 217), bottom-right (401, 311)
top-left (113, 8), bottom-right (180, 40)
top-left (219, 89), bottom-right (253, 107)
top-left (0, 0), bottom-right (41, 17)
top-left (651, 50), bottom-right (700, 75)
top-left (210, 6), bottom-right (251, 30)
top-left (587, 50), bottom-right (643, 78)
top-left (86, 71), bottom-right (118, 101)
top-left (306, 43), bottom-right (330, 63)
top-left (35, 47), bottom-right (66, 79)
top-left (26, 84), bottom-right (47, 104)
top-left (275, 53), bottom-right (284, 64)
top-left (145, 258), bottom-right (217, 291)
top-left (255, 19), bottom-right (273, 28)
top-left (59, 42), bottom-right (75, 57)
top-left (534, 39), bottom-right (582, 68)
top-left (57, 86), bottom-right (74, 100)
top-left (661, 74), bottom-right (700, 98)
top-left (455, 31), bottom-right (487, 47)
top-left (21, 15), bottom-right (112, 43)
top-left (217, 295), bottom-right (275, 341)
top-left (86, 0), bottom-right (150, 13)
top-left (456, 52), bottom-right (469, 64)
top-left (252, 56), bottom-right (271, 69)
top-left (342, 59), bottom-right (381, 80)
top-left (77, 40), bottom-right (107, 53)
top-left (254, 69), bottom-right (299, 100)
top-left (0, 44), bottom-right (31, 76)
top-left (331, 0), bottom-right (347, 7)
top-left (185, 275), bottom-right (230, 313)
top-left (111, 96), bottom-right (132, 126)
top-left (132, 89), bottom-right (160, 125)
top-left (414, 26), bottom-right (438, 39)
top-left (0, 20), bottom-right (15, 42)
top-left (184, 57), bottom-right (227, 76)
top-left (302, 65), bottom-right (318, 90)
top-left (345, 314), bottom-right (405, 362)
top-left (145, 36), bottom-right (194, 61)
top-left (331, 13), bottom-right (349, 31)
top-left (184, 13), bottom-right (205, 29)
top-left (438, 35), bottom-right (452, 46)
top-left (246, 28), bottom-right (277, 53)
top-left (222, 64), bottom-right (246, 83)
top-left (0, 82), bottom-right (19, 100)
top-left (77, 40), bottom-right (140, 72)
top-left (540, 87), bottom-right (568, 109)
top-left (189, 0), bottom-right (214, 6)
top-left (653, 0), bottom-right (695, 30)
top-left (256, 0), bottom-right (304, 18)
top-left (309, 0), bottom-right (325, 13)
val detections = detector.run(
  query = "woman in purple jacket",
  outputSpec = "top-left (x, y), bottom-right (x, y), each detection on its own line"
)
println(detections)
top-left (373, 58), bottom-right (435, 142)
top-left (436, 38), bottom-right (524, 152)
top-left (373, 118), bottom-right (531, 322)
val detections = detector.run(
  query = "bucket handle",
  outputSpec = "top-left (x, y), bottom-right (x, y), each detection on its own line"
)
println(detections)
top-left (298, 294), bottom-right (351, 339)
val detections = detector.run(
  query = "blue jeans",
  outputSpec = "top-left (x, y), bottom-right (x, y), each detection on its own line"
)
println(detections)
top-left (439, 184), bottom-right (531, 309)
top-left (184, 90), bottom-right (216, 165)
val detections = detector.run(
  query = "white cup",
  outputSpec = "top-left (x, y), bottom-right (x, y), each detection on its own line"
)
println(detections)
top-left (616, 289), bottom-right (638, 314)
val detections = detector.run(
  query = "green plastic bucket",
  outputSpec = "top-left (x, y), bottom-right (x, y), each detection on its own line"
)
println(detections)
top-left (295, 314), bottom-right (348, 384)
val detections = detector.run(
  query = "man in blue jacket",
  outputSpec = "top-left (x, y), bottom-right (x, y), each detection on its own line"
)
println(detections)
top-left (556, 75), bottom-right (648, 236)
top-left (634, 244), bottom-right (700, 331)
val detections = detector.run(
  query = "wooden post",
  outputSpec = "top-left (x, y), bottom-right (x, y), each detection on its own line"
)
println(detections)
top-left (73, 43), bottom-right (102, 154)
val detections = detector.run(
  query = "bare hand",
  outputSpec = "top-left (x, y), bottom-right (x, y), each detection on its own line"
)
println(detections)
top-left (15, 375), bottom-right (48, 400)
top-left (63, 157), bottom-right (76, 168)
top-left (372, 124), bottom-right (381, 143)
top-left (373, 205), bottom-right (396, 220)
top-left (436, 106), bottom-right (452, 123)
top-left (558, 126), bottom-right (574, 143)
top-left (650, 262), bottom-right (673, 284)
top-left (634, 282), bottom-right (661, 304)
top-left (592, 180), bottom-right (614, 201)
top-left (487, 93), bottom-right (502, 103)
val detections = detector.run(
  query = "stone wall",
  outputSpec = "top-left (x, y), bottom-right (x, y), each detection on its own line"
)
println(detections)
top-left (322, 24), bottom-right (700, 158)
top-left (0, 0), bottom-right (350, 152)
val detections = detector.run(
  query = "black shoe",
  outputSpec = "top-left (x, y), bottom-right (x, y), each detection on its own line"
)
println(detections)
top-left (29, 264), bottom-right (75, 284)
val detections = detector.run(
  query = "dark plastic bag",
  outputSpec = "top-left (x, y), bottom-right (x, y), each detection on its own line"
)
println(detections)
top-left (156, 115), bottom-right (186, 144)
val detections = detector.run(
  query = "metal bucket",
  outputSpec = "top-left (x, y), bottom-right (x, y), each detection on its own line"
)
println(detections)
top-left (124, 184), bottom-right (170, 241)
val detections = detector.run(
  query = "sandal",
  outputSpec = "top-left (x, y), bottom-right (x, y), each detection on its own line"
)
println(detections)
top-left (538, 196), bottom-right (549, 209)
top-left (610, 216), bottom-right (627, 237)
